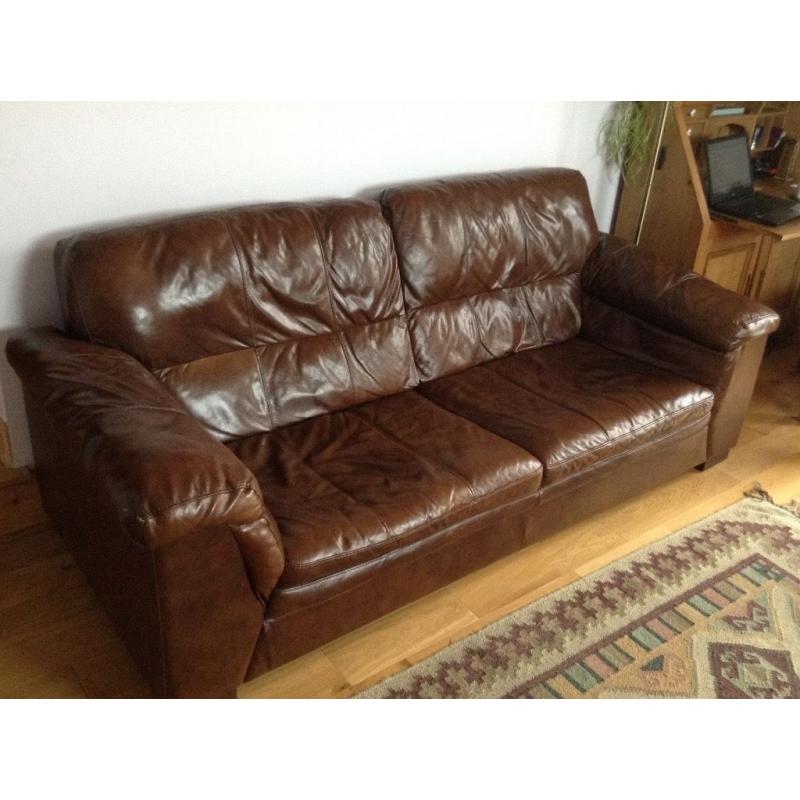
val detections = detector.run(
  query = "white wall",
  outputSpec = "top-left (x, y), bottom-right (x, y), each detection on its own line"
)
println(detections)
top-left (0, 101), bottom-right (618, 466)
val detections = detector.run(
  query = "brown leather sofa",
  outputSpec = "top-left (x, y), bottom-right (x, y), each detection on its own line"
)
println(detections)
top-left (7, 169), bottom-right (780, 697)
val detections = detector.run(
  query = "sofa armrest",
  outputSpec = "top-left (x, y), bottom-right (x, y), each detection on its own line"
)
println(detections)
top-left (582, 235), bottom-right (780, 352)
top-left (6, 327), bottom-right (285, 596)
top-left (581, 236), bottom-right (780, 468)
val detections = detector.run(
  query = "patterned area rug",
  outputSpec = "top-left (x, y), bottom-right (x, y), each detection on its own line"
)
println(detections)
top-left (359, 487), bottom-right (800, 698)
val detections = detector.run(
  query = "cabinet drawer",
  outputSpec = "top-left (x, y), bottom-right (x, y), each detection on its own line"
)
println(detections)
top-left (682, 103), bottom-right (710, 121)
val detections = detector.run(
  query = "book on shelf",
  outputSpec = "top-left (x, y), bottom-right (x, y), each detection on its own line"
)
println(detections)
top-left (710, 106), bottom-right (746, 117)
top-left (767, 127), bottom-right (786, 149)
top-left (776, 137), bottom-right (798, 180)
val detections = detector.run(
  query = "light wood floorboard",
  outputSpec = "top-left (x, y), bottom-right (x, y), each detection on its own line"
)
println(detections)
top-left (1, 347), bottom-right (798, 699)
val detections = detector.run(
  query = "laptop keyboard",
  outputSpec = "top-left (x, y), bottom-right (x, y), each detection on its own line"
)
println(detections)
top-left (722, 194), bottom-right (794, 212)
top-left (716, 193), bottom-right (800, 225)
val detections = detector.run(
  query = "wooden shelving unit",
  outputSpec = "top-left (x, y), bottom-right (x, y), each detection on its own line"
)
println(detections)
top-left (613, 101), bottom-right (800, 336)
top-left (680, 101), bottom-right (792, 152)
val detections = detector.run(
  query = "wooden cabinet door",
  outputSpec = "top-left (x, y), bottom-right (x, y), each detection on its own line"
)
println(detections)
top-left (702, 242), bottom-right (758, 293)
top-left (751, 239), bottom-right (800, 317)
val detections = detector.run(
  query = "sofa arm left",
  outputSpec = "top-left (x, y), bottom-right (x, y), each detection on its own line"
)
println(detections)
top-left (7, 328), bottom-right (284, 590)
top-left (7, 328), bottom-right (284, 696)
top-left (582, 235), bottom-right (780, 351)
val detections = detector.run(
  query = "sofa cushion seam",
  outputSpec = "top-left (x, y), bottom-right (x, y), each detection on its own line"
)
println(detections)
top-left (483, 363), bottom-right (614, 438)
top-left (410, 274), bottom-right (578, 316)
top-left (223, 216), bottom-right (277, 431)
top-left (305, 210), bottom-right (360, 407)
top-left (149, 315), bottom-right (407, 374)
top-left (136, 482), bottom-right (256, 525)
top-left (488, 340), bottom-right (701, 438)
top-left (280, 470), bottom-right (540, 580)
top-left (349, 407), bottom-right (480, 502)
top-left (545, 395), bottom-right (713, 468)
top-left (540, 415), bottom-right (710, 494)
top-left (298, 451), bottom-right (396, 545)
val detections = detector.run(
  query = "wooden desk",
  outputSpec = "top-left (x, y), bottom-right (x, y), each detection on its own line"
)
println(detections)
top-left (706, 180), bottom-right (800, 330)
top-left (710, 179), bottom-right (800, 241)
top-left (710, 211), bottom-right (800, 242)
top-left (613, 103), bottom-right (800, 339)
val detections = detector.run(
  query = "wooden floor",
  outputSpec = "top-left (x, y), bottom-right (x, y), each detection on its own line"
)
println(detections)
top-left (1, 347), bottom-right (798, 698)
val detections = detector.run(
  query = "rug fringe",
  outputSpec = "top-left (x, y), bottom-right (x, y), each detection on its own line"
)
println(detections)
top-left (745, 482), bottom-right (800, 518)
top-left (745, 482), bottom-right (774, 503)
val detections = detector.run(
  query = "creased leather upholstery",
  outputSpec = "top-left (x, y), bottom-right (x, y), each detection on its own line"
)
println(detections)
top-left (580, 236), bottom-right (780, 463)
top-left (583, 235), bottom-right (780, 351)
top-left (6, 327), bottom-right (285, 600)
top-left (228, 391), bottom-right (542, 586)
top-left (381, 168), bottom-right (599, 380)
top-left (419, 338), bottom-right (714, 485)
top-left (252, 423), bottom-right (710, 673)
top-left (8, 168), bottom-right (779, 697)
top-left (56, 200), bottom-right (418, 439)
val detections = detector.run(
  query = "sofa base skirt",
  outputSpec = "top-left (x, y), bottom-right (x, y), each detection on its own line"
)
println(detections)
top-left (245, 422), bottom-right (709, 681)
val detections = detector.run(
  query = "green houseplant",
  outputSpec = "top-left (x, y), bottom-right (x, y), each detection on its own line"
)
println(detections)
top-left (598, 101), bottom-right (660, 180)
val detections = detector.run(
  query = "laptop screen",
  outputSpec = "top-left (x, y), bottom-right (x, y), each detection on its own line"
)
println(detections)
top-left (706, 134), bottom-right (753, 204)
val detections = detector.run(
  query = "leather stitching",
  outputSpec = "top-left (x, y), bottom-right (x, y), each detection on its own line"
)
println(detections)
top-left (305, 207), bottom-right (342, 328)
top-left (337, 330), bottom-right (359, 408)
top-left (483, 362), bottom-right (615, 438)
top-left (274, 478), bottom-right (541, 590)
top-left (334, 410), bottom-right (443, 524)
top-left (508, 192), bottom-right (531, 279)
top-left (275, 415), bottom-right (708, 594)
top-left (510, 191), bottom-right (552, 346)
top-left (297, 452), bottom-right (394, 545)
top-left (545, 395), bottom-right (713, 467)
top-left (488, 346), bottom-right (682, 439)
top-left (349, 407), bottom-right (479, 502)
top-left (415, 273), bottom-right (577, 316)
top-left (223, 216), bottom-right (277, 431)
top-left (540, 416), bottom-right (710, 497)
top-left (227, 521), bottom-right (281, 605)
top-left (518, 283), bottom-right (547, 349)
top-left (136, 482), bottom-right (254, 525)
top-left (295, 209), bottom-right (358, 408)
top-left (473, 346), bottom-right (714, 459)
top-left (454, 209), bottom-right (506, 361)
top-left (151, 314), bottom-right (407, 375)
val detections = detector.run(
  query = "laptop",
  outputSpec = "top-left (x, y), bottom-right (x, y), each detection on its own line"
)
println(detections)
top-left (705, 134), bottom-right (800, 227)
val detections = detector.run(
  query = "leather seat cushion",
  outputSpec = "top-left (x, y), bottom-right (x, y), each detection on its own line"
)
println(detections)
top-left (418, 337), bottom-right (714, 486)
top-left (227, 391), bottom-right (543, 587)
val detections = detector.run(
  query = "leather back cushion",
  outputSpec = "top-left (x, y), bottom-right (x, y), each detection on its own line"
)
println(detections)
top-left (381, 168), bottom-right (599, 381)
top-left (57, 200), bottom-right (418, 439)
